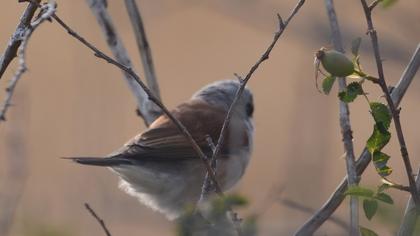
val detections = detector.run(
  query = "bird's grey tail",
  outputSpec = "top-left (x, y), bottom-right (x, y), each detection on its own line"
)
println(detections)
top-left (63, 157), bottom-right (132, 166)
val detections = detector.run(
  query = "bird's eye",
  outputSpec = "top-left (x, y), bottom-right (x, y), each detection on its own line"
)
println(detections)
top-left (246, 102), bottom-right (254, 117)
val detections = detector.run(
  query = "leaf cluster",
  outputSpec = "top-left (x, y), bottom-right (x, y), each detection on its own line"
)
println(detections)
top-left (345, 186), bottom-right (394, 236)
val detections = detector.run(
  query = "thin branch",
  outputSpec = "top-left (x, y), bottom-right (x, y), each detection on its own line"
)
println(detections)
top-left (209, 0), bottom-right (306, 179)
top-left (360, 0), bottom-right (420, 208)
top-left (0, 2), bottom-right (56, 122)
top-left (123, 0), bottom-right (161, 101)
top-left (198, 135), bottom-right (218, 205)
top-left (397, 44), bottom-right (420, 236)
top-left (280, 198), bottom-right (349, 231)
top-left (86, 0), bottom-right (161, 126)
top-left (324, 1), bottom-right (359, 235)
top-left (0, 0), bottom-right (40, 80)
top-left (197, 136), bottom-right (241, 235)
top-left (0, 70), bottom-right (23, 122)
top-left (295, 44), bottom-right (420, 235)
top-left (84, 203), bottom-right (112, 236)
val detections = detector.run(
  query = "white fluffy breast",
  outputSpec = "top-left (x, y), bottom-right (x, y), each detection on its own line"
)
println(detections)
top-left (110, 165), bottom-right (187, 220)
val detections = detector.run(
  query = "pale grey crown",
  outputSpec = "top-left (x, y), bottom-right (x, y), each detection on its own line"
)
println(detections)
top-left (192, 80), bottom-right (254, 118)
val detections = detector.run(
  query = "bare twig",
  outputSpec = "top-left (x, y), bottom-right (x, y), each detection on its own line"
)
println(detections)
top-left (198, 135), bottom-right (218, 205)
top-left (324, 1), bottom-right (359, 235)
top-left (86, 0), bottom-right (161, 126)
top-left (397, 44), bottom-right (420, 236)
top-left (360, 0), bottom-right (420, 208)
top-left (295, 44), bottom-right (420, 235)
top-left (84, 203), bottom-right (112, 236)
top-left (0, 2), bottom-right (56, 122)
top-left (123, 0), bottom-right (161, 101)
top-left (210, 0), bottom-right (306, 176)
top-left (280, 198), bottom-right (349, 231)
top-left (0, 71), bottom-right (23, 122)
top-left (0, 0), bottom-right (40, 80)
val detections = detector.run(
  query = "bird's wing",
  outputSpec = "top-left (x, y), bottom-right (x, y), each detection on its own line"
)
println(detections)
top-left (112, 100), bottom-right (248, 162)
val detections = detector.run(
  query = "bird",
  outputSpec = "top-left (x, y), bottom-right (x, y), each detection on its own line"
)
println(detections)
top-left (66, 80), bottom-right (254, 220)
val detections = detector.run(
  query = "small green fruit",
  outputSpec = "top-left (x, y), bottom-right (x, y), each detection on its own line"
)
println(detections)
top-left (316, 48), bottom-right (354, 77)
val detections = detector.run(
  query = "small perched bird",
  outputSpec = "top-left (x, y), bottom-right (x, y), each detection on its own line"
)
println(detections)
top-left (67, 80), bottom-right (254, 220)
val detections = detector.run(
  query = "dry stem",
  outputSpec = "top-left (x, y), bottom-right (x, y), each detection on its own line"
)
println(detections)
top-left (84, 203), bottom-right (112, 236)
top-left (359, 0), bottom-right (420, 208)
top-left (324, 0), bottom-right (359, 235)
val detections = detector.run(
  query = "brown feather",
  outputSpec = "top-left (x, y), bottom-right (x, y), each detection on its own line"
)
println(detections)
top-left (113, 100), bottom-right (249, 161)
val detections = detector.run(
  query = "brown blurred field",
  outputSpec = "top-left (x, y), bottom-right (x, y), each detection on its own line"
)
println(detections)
top-left (0, 0), bottom-right (419, 235)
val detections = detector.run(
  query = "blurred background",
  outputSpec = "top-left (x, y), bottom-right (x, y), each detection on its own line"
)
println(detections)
top-left (0, 0), bottom-right (419, 235)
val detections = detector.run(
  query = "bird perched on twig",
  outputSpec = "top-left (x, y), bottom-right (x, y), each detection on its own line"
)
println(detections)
top-left (66, 80), bottom-right (254, 220)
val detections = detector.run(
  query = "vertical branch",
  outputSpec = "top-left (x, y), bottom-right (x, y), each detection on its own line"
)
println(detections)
top-left (198, 135), bottom-right (217, 205)
top-left (399, 171), bottom-right (420, 236)
top-left (295, 44), bottom-right (420, 235)
top-left (123, 0), bottom-right (161, 102)
top-left (324, 1), bottom-right (359, 235)
top-left (0, 0), bottom-right (40, 80)
top-left (0, 94), bottom-right (28, 236)
top-left (397, 44), bottom-right (420, 236)
top-left (359, 0), bottom-right (420, 208)
top-left (86, 0), bottom-right (161, 126)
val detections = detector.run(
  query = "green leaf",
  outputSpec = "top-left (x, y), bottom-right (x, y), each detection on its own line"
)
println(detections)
top-left (366, 125), bottom-right (391, 154)
top-left (345, 186), bottom-right (375, 198)
top-left (322, 76), bottom-right (336, 95)
top-left (363, 199), bottom-right (378, 220)
top-left (377, 166), bottom-right (393, 177)
top-left (375, 192), bottom-right (394, 204)
top-left (373, 152), bottom-right (390, 164)
top-left (381, 0), bottom-right (398, 8)
top-left (360, 226), bottom-right (379, 236)
top-left (351, 37), bottom-right (362, 56)
top-left (370, 102), bottom-right (391, 130)
top-left (338, 82), bottom-right (364, 103)
top-left (372, 152), bottom-right (392, 177)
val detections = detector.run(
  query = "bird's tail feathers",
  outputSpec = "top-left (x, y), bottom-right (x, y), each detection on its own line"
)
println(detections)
top-left (62, 156), bottom-right (132, 166)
